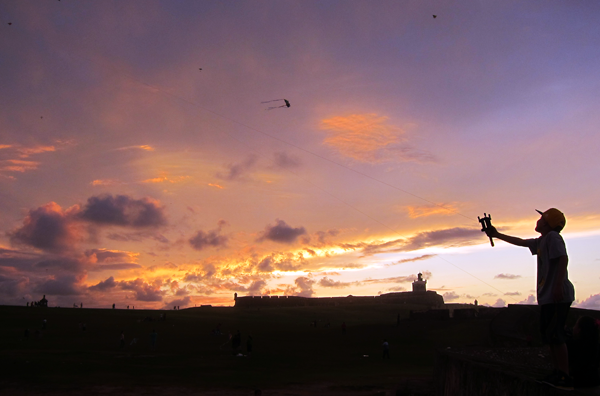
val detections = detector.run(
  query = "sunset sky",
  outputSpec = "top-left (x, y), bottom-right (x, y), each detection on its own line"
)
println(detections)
top-left (1, 1), bottom-right (600, 309)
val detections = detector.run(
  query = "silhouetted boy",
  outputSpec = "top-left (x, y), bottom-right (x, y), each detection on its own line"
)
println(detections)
top-left (382, 339), bottom-right (390, 359)
top-left (485, 208), bottom-right (574, 390)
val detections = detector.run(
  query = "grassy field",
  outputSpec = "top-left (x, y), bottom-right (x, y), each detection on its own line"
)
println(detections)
top-left (0, 304), bottom-right (492, 392)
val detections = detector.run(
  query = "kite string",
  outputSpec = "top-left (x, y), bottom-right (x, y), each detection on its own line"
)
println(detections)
top-left (201, 111), bottom-right (519, 303)
top-left (7, 20), bottom-right (522, 305)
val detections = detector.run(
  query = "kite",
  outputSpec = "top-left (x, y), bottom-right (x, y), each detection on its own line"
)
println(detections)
top-left (433, 15), bottom-right (437, 18)
top-left (262, 99), bottom-right (290, 110)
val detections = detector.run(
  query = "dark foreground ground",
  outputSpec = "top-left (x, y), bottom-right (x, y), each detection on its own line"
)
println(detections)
top-left (1, 304), bottom-right (492, 395)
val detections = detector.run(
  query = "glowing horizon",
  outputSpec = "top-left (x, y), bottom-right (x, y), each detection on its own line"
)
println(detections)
top-left (1, 1), bottom-right (600, 310)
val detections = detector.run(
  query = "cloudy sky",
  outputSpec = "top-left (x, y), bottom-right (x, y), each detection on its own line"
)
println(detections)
top-left (1, 1), bottom-right (600, 309)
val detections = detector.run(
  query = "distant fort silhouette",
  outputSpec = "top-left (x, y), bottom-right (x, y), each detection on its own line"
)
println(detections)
top-left (234, 273), bottom-right (444, 308)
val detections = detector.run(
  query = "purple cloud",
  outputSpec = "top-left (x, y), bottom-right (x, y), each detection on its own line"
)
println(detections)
top-left (164, 296), bottom-right (191, 309)
top-left (443, 291), bottom-right (460, 301)
top-left (79, 194), bottom-right (166, 228)
top-left (259, 219), bottom-right (306, 244)
top-left (318, 277), bottom-right (353, 288)
top-left (272, 151), bottom-right (301, 169)
top-left (494, 273), bottom-right (521, 280)
top-left (492, 298), bottom-right (507, 307)
top-left (89, 276), bottom-right (117, 291)
top-left (189, 229), bottom-right (228, 251)
top-left (8, 202), bottom-right (80, 253)
top-left (574, 294), bottom-right (600, 310)
top-left (216, 155), bottom-right (258, 181)
top-left (34, 274), bottom-right (84, 296)
top-left (292, 276), bottom-right (315, 297)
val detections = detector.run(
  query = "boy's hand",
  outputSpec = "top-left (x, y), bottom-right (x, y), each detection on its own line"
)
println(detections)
top-left (484, 225), bottom-right (499, 238)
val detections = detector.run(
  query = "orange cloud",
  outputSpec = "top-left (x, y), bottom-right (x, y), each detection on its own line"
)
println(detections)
top-left (320, 114), bottom-right (434, 163)
top-left (208, 183), bottom-right (224, 189)
top-left (91, 179), bottom-right (120, 186)
top-left (0, 159), bottom-right (40, 172)
top-left (142, 175), bottom-right (190, 184)
top-left (0, 145), bottom-right (12, 150)
top-left (405, 203), bottom-right (460, 218)
top-left (117, 145), bottom-right (155, 151)
top-left (17, 145), bottom-right (56, 157)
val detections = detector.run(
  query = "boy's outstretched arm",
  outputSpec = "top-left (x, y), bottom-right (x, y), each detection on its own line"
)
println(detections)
top-left (484, 226), bottom-right (529, 247)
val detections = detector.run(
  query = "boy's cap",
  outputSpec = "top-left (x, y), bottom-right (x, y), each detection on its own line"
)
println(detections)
top-left (536, 208), bottom-right (566, 231)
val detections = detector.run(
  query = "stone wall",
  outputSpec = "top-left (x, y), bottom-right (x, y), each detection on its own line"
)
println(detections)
top-left (234, 290), bottom-right (444, 308)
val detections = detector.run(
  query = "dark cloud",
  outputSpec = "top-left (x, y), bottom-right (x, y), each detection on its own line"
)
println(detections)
top-left (247, 280), bottom-right (267, 295)
top-left (504, 291), bottom-right (521, 296)
top-left (189, 229), bottom-right (228, 251)
top-left (574, 294), bottom-right (600, 309)
top-left (119, 278), bottom-right (163, 301)
top-left (341, 228), bottom-right (481, 257)
top-left (272, 151), bottom-right (301, 169)
top-left (88, 277), bottom-right (163, 301)
top-left (164, 296), bottom-right (191, 309)
top-left (494, 273), bottom-right (521, 280)
top-left (259, 219), bottom-right (306, 244)
top-left (105, 231), bottom-right (169, 243)
top-left (216, 155), bottom-right (258, 181)
top-left (79, 194), bottom-right (167, 228)
top-left (292, 276), bottom-right (315, 297)
top-left (91, 263), bottom-right (142, 271)
top-left (89, 276), bottom-right (117, 291)
top-left (8, 202), bottom-right (81, 253)
top-left (34, 274), bottom-right (84, 296)
top-left (85, 249), bottom-right (132, 263)
top-left (0, 248), bottom-right (46, 272)
top-left (317, 277), bottom-right (353, 288)
top-left (391, 254), bottom-right (437, 265)
top-left (257, 256), bottom-right (274, 272)
top-left (517, 295), bottom-right (536, 304)
top-left (0, 274), bottom-right (29, 296)
top-left (255, 253), bottom-right (305, 273)
top-left (492, 298), bottom-right (507, 307)
top-left (35, 257), bottom-right (85, 272)
top-left (443, 291), bottom-right (460, 301)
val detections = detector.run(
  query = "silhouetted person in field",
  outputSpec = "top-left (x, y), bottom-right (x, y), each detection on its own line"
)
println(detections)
top-left (247, 335), bottom-right (253, 356)
top-left (232, 330), bottom-right (241, 355)
top-left (112, 303), bottom-right (115, 309)
top-left (485, 208), bottom-right (574, 390)
top-left (120, 331), bottom-right (125, 348)
top-left (150, 329), bottom-right (158, 349)
top-left (382, 339), bottom-right (390, 359)
top-left (567, 316), bottom-right (600, 388)
top-left (42, 319), bottom-right (47, 330)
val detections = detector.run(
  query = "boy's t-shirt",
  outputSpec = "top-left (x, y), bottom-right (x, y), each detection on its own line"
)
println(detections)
top-left (525, 231), bottom-right (575, 305)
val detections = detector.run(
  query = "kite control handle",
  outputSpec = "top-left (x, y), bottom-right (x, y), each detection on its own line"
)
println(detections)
top-left (478, 213), bottom-right (494, 247)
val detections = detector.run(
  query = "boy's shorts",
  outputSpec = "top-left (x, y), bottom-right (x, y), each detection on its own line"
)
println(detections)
top-left (540, 302), bottom-right (571, 345)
